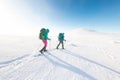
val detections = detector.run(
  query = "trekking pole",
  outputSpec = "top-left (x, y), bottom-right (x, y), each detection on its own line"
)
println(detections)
top-left (64, 40), bottom-right (66, 49)
top-left (49, 39), bottom-right (51, 51)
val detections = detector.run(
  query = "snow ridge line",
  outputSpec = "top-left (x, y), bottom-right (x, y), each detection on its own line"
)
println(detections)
top-left (0, 54), bottom-right (30, 65)
top-left (0, 54), bottom-right (30, 69)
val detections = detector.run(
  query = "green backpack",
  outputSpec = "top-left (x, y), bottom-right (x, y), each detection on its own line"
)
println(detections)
top-left (39, 28), bottom-right (46, 40)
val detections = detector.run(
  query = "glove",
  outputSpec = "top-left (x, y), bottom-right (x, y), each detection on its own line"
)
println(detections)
top-left (48, 38), bottom-right (51, 40)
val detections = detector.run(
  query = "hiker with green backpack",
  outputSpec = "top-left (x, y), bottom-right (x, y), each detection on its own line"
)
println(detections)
top-left (56, 33), bottom-right (66, 49)
top-left (39, 28), bottom-right (50, 53)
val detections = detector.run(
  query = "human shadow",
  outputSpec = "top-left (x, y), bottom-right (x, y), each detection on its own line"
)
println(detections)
top-left (61, 50), bottom-right (120, 75)
top-left (44, 52), bottom-right (97, 80)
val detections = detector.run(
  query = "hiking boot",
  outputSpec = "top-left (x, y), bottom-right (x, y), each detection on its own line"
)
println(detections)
top-left (39, 50), bottom-right (43, 54)
top-left (44, 50), bottom-right (47, 52)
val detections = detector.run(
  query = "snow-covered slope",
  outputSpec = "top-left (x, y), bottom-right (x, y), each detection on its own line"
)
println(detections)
top-left (66, 28), bottom-right (120, 47)
top-left (0, 29), bottom-right (120, 80)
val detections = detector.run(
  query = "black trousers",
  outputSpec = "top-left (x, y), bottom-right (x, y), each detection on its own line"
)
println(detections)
top-left (56, 41), bottom-right (64, 49)
top-left (40, 46), bottom-right (46, 52)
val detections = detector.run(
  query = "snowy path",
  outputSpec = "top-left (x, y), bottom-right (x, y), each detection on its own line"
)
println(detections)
top-left (0, 44), bottom-right (120, 80)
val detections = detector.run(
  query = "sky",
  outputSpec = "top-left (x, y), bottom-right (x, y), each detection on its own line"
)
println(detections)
top-left (0, 0), bottom-right (120, 36)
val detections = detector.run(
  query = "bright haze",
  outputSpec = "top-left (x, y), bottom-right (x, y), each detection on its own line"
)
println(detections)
top-left (0, 0), bottom-right (120, 36)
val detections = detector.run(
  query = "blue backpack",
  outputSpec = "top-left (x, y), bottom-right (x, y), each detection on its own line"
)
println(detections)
top-left (58, 33), bottom-right (64, 41)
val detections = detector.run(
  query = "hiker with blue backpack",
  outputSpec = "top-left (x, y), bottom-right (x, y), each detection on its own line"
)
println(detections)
top-left (56, 33), bottom-right (66, 49)
top-left (39, 28), bottom-right (50, 53)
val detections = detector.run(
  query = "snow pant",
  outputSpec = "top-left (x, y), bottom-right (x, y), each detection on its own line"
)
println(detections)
top-left (40, 40), bottom-right (47, 52)
top-left (42, 40), bottom-right (47, 47)
top-left (56, 41), bottom-right (64, 49)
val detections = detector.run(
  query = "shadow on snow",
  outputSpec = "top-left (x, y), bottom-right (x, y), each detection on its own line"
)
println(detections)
top-left (44, 52), bottom-right (97, 80)
top-left (62, 50), bottom-right (120, 75)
